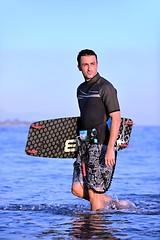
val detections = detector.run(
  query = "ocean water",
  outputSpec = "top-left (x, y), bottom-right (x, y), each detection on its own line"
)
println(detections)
top-left (0, 124), bottom-right (159, 240)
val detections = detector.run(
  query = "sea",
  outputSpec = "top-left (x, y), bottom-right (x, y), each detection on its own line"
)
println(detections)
top-left (0, 124), bottom-right (159, 240)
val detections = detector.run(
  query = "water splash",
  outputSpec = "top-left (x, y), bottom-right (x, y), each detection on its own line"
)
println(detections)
top-left (105, 199), bottom-right (136, 212)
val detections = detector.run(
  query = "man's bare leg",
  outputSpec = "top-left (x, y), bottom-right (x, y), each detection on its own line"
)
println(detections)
top-left (88, 189), bottom-right (113, 211)
top-left (72, 183), bottom-right (112, 211)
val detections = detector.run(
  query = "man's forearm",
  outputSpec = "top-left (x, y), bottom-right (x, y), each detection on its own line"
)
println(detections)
top-left (107, 111), bottom-right (121, 149)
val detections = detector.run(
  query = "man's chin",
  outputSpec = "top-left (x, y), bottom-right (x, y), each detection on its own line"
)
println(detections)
top-left (85, 74), bottom-right (96, 81)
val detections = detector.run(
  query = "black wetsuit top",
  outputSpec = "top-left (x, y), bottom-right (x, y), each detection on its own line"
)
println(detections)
top-left (77, 73), bottom-right (120, 144)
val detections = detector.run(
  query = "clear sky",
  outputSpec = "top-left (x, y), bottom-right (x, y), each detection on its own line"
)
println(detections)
top-left (0, 0), bottom-right (159, 125)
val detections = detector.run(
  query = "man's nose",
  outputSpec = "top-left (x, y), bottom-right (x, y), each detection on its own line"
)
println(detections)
top-left (88, 65), bottom-right (91, 71)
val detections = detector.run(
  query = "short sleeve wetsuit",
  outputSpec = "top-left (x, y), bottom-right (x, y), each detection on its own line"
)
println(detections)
top-left (77, 73), bottom-right (120, 144)
top-left (72, 73), bottom-right (120, 193)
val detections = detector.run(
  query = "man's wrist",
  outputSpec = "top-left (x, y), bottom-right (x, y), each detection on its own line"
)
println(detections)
top-left (107, 145), bottom-right (115, 150)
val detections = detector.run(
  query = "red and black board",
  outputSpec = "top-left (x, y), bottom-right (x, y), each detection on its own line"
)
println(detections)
top-left (25, 116), bottom-right (133, 159)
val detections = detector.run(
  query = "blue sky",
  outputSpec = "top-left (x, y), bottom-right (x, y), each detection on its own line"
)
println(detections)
top-left (0, 0), bottom-right (159, 125)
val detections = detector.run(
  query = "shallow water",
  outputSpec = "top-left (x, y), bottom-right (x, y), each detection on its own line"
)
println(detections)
top-left (0, 125), bottom-right (160, 239)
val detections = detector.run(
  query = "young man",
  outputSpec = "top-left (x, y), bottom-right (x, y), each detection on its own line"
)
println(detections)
top-left (71, 49), bottom-right (121, 211)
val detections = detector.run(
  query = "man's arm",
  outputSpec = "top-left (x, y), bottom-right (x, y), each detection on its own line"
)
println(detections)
top-left (105, 111), bottom-right (121, 167)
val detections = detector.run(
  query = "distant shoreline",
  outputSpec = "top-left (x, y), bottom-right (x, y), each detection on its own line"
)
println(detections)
top-left (0, 120), bottom-right (31, 126)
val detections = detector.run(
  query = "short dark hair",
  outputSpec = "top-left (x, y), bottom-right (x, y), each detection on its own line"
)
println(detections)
top-left (77, 49), bottom-right (98, 66)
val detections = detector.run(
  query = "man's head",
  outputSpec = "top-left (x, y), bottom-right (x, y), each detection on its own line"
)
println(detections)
top-left (77, 49), bottom-right (98, 81)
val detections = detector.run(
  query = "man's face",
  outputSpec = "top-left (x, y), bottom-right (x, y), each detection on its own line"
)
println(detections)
top-left (78, 55), bottom-right (98, 80)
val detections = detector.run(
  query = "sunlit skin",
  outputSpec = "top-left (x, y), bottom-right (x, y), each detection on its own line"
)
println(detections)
top-left (78, 55), bottom-right (98, 81)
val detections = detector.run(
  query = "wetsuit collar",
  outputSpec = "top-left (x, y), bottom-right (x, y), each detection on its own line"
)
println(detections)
top-left (85, 73), bottom-right (101, 84)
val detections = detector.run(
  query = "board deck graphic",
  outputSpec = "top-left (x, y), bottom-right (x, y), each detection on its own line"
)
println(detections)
top-left (25, 117), bottom-right (133, 159)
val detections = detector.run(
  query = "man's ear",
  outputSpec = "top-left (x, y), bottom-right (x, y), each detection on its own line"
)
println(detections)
top-left (77, 64), bottom-right (82, 71)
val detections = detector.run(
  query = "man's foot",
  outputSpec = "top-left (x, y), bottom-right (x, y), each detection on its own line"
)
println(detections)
top-left (105, 199), bottom-right (136, 210)
top-left (119, 200), bottom-right (129, 206)
top-left (119, 200), bottom-right (136, 209)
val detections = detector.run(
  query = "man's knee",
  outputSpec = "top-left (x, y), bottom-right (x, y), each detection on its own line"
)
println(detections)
top-left (71, 183), bottom-right (89, 200)
top-left (71, 183), bottom-right (82, 197)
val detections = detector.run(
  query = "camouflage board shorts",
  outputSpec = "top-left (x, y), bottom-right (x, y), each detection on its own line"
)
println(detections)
top-left (72, 141), bottom-right (117, 193)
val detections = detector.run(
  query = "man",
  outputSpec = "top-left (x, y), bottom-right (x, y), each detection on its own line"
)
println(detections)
top-left (71, 49), bottom-right (121, 211)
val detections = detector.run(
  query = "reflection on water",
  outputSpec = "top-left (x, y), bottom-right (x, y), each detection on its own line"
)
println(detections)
top-left (68, 212), bottom-right (122, 240)
top-left (38, 203), bottom-right (137, 239)
top-left (40, 212), bottom-right (124, 239)
top-left (0, 199), bottom-right (159, 240)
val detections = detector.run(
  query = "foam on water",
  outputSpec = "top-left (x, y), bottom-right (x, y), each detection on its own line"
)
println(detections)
top-left (0, 197), bottom-right (159, 215)
top-left (105, 199), bottom-right (137, 212)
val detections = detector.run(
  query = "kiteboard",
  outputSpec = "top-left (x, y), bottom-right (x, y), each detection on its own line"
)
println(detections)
top-left (25, 117), bottom-right (133, 159)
